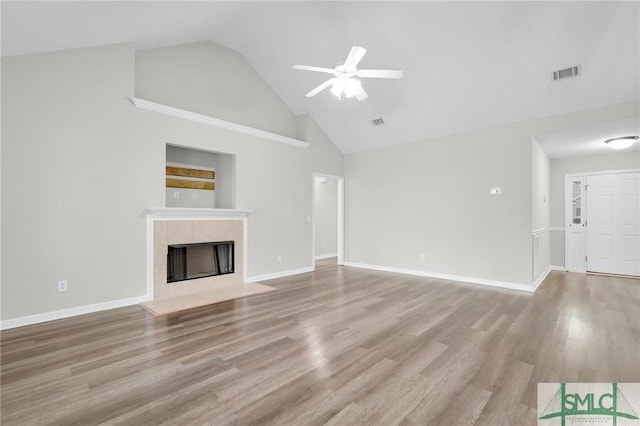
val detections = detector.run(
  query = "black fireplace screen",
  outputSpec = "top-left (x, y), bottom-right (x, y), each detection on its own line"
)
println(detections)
top-left (167, 241), bottom-right (234, 283)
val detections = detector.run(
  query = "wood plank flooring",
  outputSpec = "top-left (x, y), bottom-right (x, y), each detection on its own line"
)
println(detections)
top-left (2, 260), bottom-right (639, 425)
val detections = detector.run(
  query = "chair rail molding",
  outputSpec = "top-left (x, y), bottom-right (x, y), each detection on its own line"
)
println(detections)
top-left (532, 227), bottom-right (565, 235)
top-left (130, 97), bottom-right (310, 148)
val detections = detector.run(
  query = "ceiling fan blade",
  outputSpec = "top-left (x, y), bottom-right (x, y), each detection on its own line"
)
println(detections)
top-left (356, 69), bottom-right (404, 79)
top-left (355, 86), bottom-right (368, 101)
top-left (305, 78), bottom-right (335, 97)
top-left (292, 65), bottom-right (336, 74)
top-left (344, 46), bottom-right (367, 69)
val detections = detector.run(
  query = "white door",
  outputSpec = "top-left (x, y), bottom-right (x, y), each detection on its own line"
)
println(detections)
top-left (586, 172), bottom-right (640, 276)
top-left (565, 176), bottom-right (586, 272)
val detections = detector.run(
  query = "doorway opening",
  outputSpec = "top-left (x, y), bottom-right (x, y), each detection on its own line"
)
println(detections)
top-left (312, 173), bottom-right (344, 267)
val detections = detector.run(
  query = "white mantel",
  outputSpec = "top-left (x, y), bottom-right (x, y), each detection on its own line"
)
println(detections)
top-left (146, 207), bottom-right (252, 219)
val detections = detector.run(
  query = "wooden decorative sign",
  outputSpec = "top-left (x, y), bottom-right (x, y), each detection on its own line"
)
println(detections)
top-left (165, 166), bottom-right (215, 191)
top-left (166, 179), bottom-right (215, 190)
top-left (166, 166), bottom-right (215, 179)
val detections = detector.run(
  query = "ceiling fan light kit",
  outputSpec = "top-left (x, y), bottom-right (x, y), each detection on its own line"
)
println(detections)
top-left (604, 136), bottom-right (639, 150)
top-left (292, 45), bottom-right (403, 101)
top-left (330, 78), bottom-right (362, 99)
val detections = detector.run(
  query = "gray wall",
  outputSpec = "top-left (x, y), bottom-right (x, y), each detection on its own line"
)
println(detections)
top-left (1, 41), bottom-right (343, 321)
top-left (345, 123), bottom-right (533, 285)
top-left (531, 139), bottom-right (551, 280)
top-left (532, 139), bottom-right (551, 231)
top-left (314, 177), bottom-right (338, 257)
top-left (2, 44), bottom-right (158, 319)
top-left (213, 151), bottom-right (235, 210)
top-left (345, 102), bottom-right (639, 287)
top-left (135, 41), bottom-right (298, 140)
top-left (549, 150), bottom-right (640, 267)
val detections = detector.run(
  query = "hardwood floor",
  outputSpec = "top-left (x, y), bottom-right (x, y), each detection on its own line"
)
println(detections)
top-left (2, 260), bottom-right (639, 425)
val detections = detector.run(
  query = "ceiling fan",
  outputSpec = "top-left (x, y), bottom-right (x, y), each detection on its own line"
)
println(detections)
top-left (292, 46), bottom-right (403, 101)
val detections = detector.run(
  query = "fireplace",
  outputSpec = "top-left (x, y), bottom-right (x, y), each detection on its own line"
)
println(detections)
top-left (148, 213), bottom-right (248, 301)
top-left (167, 241), bottom-right (234, 283)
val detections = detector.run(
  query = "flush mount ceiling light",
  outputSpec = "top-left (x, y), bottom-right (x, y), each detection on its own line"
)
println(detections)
top-left (292, 46), bottom-right (403, 101)
top-left (604, 136), bottom-right (639, 150)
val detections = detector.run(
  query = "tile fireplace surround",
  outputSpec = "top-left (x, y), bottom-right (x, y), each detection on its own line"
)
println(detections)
top-left (146, 208), bottom-right (251, 301)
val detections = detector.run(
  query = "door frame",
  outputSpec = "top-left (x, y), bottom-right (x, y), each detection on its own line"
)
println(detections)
top-left (311, 172), bottom-right (345, 267)
top-left (564, 168), bottom-right (640, 273)
top-left (564, 174), bottom-right (586, 272)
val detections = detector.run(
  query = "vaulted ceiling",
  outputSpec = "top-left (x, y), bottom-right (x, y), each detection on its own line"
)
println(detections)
top-left (3, 1), bottom-right (639, 154)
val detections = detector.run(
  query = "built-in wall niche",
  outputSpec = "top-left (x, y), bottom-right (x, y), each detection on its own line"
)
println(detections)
top-left (165, 144), bottom-right (235, 209)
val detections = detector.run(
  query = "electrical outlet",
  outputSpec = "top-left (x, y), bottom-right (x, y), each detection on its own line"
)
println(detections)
top-left (173, 191), bottom-right (180, 199)
top-left (277, 254), bottom-right (282, 262)
top-left (419, 253), bottom-right (426, 262)
top-left (57, 280), bottom-right (68, 292)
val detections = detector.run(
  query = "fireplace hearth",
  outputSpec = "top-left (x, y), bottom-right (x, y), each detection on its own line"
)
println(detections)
top-left (167, 241), bottom-right (234, 283)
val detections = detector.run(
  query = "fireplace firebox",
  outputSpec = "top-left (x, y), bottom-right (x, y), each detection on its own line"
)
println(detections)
top-left (167, 241), bottom-right (234, 283)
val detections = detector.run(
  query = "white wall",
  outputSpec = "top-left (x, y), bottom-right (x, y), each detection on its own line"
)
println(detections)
top-left (345, 102), bottom-right (639, 288)
top-left (314, 177), bottom-right (338, 258)
top-left (549, 150), bottom-right (640, 267)
top-left (531, 138), bottom-right (551, 280)
top-left (1, 41), bottom-right (343, 322)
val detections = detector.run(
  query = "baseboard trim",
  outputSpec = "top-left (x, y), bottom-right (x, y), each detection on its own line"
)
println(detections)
top-left (532, 266), bottom-right (556, 292)
top-left (247, 266), bottom-right (314, 283)
top-left (343, 261), bottom-right (534, 293)
top-left (0, 295), bottom-right (152, 330)
top-left (314, 253), bottom-right (337, 260)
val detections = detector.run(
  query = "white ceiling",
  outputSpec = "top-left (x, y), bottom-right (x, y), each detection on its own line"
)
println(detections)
top-left (536, 118), bottom-right (640, 159)
top-left (2, 1), bottom-right (639, 154)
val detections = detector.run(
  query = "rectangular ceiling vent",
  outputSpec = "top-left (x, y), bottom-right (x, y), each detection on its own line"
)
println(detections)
top-left (552, 65), bottom-right (581, 82)
top-left (371, 118), bottom-right (385, 126)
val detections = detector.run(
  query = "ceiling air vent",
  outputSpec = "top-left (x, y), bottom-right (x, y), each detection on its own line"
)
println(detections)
top-left (371, 118), bottom-right (385, 126)
top-left (552, 65), bottom-right (581, 82)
